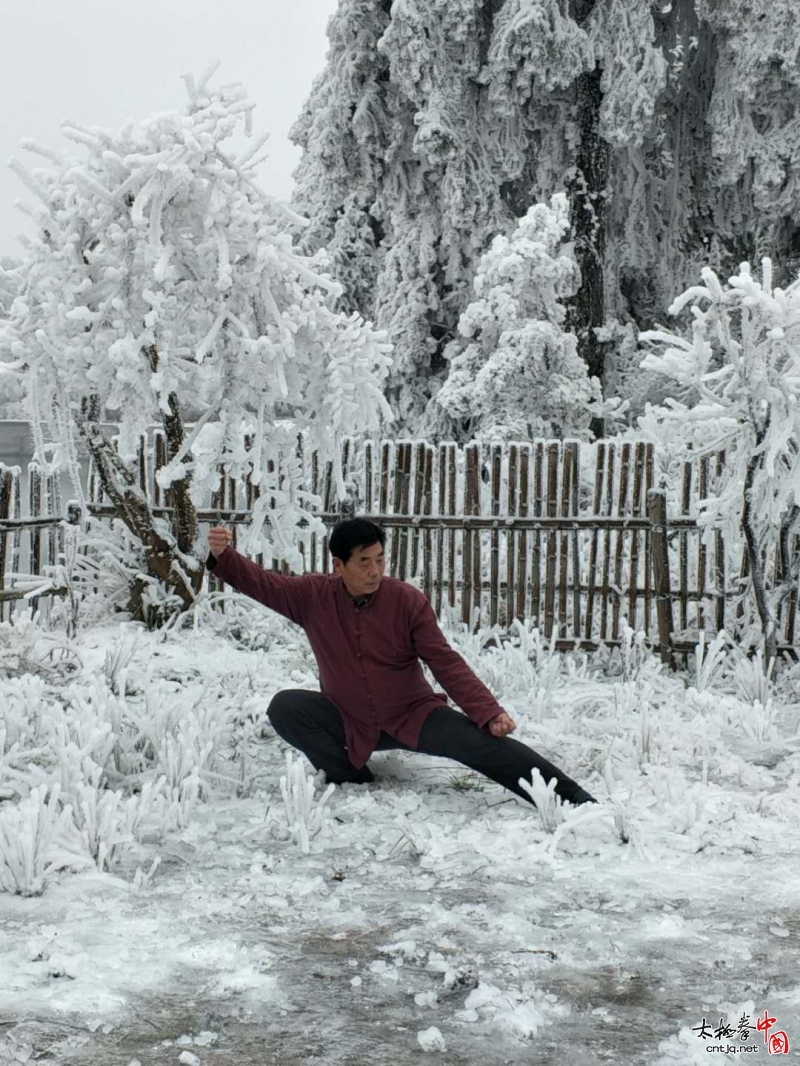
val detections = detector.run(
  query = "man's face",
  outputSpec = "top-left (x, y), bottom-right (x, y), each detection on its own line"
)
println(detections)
top-left (333, 541), bottom-right (386, 597)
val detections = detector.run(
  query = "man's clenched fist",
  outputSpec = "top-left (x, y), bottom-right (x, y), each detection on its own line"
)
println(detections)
top-left (207, 526), bottom-right (233, 559)
top-left (488, 711), bottom-right (517, 737)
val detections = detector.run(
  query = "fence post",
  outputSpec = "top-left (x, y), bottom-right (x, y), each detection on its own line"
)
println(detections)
top-left (648, 489), bottom-right (675, 667)
top-left (0, 467), bottom-right (12, 622)
top-left (65, 501), bottom-right (83, 526)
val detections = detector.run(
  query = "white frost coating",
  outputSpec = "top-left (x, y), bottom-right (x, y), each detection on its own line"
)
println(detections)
top-left (588, 0), bottom-right (668, 148)
top-left (639, 257), bottom-right (800, 658)
top-left (0, 75), bottom-right (394, 568)
top-left (194, 310), bottom-right (228, 363)
top-left (292, 0), bottom-right (800, 434)
top-left (518, 767), bottom-right (567, 833)
top-left (7, 158), bottom-right (52, 208)
top-left (435, 194), bottom-right (602, 441)
top-left (416, 1026), bottom-right (447, 1052)
top-left (0, 785), bottom-right (74, 897)
top-left (487, 0), bottom-right (594, 105)
top-left (279, 751), bottom-right (335, 855)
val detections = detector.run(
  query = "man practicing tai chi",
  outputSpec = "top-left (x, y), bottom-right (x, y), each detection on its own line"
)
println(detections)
top-left (206, 518), bottom-right (596, 808)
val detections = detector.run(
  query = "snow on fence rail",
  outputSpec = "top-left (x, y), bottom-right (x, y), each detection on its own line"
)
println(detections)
top-left (0, 436), bottom-right (793, 658)
top-left (0, 463), bottom-right (69, 619)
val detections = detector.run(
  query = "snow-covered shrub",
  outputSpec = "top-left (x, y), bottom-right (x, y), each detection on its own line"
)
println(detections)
top-left (735, 699), bottom-right (778, 745)
top-left (443, 617), bottom-right (562, 723)
top-left (56, 514), bottom-right (158, 633)
top-left (517, 623), bottom-right (562, 711)
top-left (0, 785), bottom-right (74, 896)
top-left (639, 258), bottom-right (800, 664)
top-left (74, 672), bottom-right (229, 795)
top-left (518, 768), bottom-right (567, 832)
top-left (613, 680), bottom-right (638, 719)
top-left (0, 71), bottom-right (393, 626)
top-left (433, 194), bottom-right (603, 441)
top-left (0, 610), bottom-right (40, 676)
top-left (163, 589), bottom-right (282, 653)
top-left (152, 691), bottom-right (229, 793)
top-left (734, 649), bottom-right (774, 707)
top-left (3, 697), bottom-right (113, 803)
top-left (636, 690), bottom-right (658, 767)
top-left (156, 769), bottom-right (203, 836)
top-left (619, 623), bottom-right (649, 683)
top-left (69, 766), bottom-right (163, 871)
top-left (157, 731), bottom-right (214, 797)
top-left (693, 631), bottom-right (729, 693)
top-left (610, 677), bottom-right (659, 767)
top-left (645, 769), bottom-right (710, 837)
top-left (103, 626), bottom-right (142, 697)
top-left (603, 766), bottom-right (633, 845)
top-left (0, 604), bottom-right (82, 684)
top-left (0, 675), bottom-right (57, 791)
top-left (279, 752), bottom-right (335, 854)
top-left (62, 679), bottom-right (143, 783)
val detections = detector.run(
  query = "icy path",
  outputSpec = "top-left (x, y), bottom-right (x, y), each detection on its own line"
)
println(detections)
top-left (2, 619), bottom-right (800, 1063)
top-left (2, 761), bottom-right (800, 1065)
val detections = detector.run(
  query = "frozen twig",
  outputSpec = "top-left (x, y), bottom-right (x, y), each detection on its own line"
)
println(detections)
top-left (279, 751), bottom-right (335, 854)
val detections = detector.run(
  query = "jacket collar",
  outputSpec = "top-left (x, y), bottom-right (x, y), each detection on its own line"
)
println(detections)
top-left (335, 574), bottom-right (383, 608)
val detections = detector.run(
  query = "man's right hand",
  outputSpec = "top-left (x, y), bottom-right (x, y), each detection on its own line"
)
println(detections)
top-left (207, 526), bottom-right (233, 559)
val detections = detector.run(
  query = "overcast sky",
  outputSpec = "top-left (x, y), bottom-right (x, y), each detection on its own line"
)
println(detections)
top-left (0, 0), bottom-right (339, 256)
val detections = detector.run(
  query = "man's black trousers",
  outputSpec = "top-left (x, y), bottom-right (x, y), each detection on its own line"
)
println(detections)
top-left (267, 690), bottom-right (595, 806)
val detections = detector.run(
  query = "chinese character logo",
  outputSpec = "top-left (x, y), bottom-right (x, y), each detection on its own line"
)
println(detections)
top-left (769, 1031), bottom-right (789, 1055)
top-left (692, 1009), bottom-right (789, 1054)
top-left (758, 1009), bottom-right (778, 1044)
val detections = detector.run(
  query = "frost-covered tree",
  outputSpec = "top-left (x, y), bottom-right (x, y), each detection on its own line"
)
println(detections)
top-left (0, 75), bottom-right (393, 626)
top-left (432, 194), bottom-right (601, 441)
top-left (291, 0), bottom-right (512, 432)
top-left (639, 258), bottom-right (800, 666)
top-left (292, 0), bottom-right (800, 435)
top-left (0, 259), bottom-right (24, 418)
top-left (0, 259), bottom-right (19, 317)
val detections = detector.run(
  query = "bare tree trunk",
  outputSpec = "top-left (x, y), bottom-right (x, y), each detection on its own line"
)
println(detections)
top-left (144, 345), bottom-right (203, 574)
top-left (565, 0), bottom-right (608, 438)
top-left (742, 452), bottom-right (776, 668)
top-left (75, 387), bottom-right (202, 627)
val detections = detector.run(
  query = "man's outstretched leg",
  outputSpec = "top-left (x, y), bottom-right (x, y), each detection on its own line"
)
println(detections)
top-left (266, 689), bottom-right (375, 785)
top-left (416, 706), bottom-right (596, 806)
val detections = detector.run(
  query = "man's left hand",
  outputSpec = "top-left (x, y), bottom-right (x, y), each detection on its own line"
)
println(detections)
top-left (488, 711), bottom-right (517, 737)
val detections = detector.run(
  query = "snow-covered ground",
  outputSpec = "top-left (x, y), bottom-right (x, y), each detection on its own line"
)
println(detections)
top-left (1, 603), bottom-right (800, 1065)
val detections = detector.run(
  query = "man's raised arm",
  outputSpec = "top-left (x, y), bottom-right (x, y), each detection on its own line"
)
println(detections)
top-left (206, 527), bottom-right (311, 626)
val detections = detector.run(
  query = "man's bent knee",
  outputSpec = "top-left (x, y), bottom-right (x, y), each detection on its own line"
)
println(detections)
top-left (266, 690), bottom-right (298, 732)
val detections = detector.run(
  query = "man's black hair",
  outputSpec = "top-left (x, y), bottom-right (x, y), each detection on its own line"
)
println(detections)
top-left (329, 518), bottom-right (386, 564)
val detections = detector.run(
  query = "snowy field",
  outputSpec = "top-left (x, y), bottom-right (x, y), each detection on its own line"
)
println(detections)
top-left (2, 603), bottom-right (800, 1065)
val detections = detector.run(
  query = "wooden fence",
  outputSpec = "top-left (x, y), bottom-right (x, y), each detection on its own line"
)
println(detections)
top-left (0, 435), bottom-right (793, 658)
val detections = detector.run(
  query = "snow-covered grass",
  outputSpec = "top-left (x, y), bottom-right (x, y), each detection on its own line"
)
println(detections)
top-left (1, 603), bottom-right (800, 1063)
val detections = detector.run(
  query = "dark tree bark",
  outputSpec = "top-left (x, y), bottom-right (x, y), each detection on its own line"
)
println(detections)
top-left (144, 345), bottom-right (200, 560)
top-left (565, 0), bottom-right (608, 438)
top-left (75, 376), bottom-right (203, 628)
top-left (742, 454), bottom-right (776, 668)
